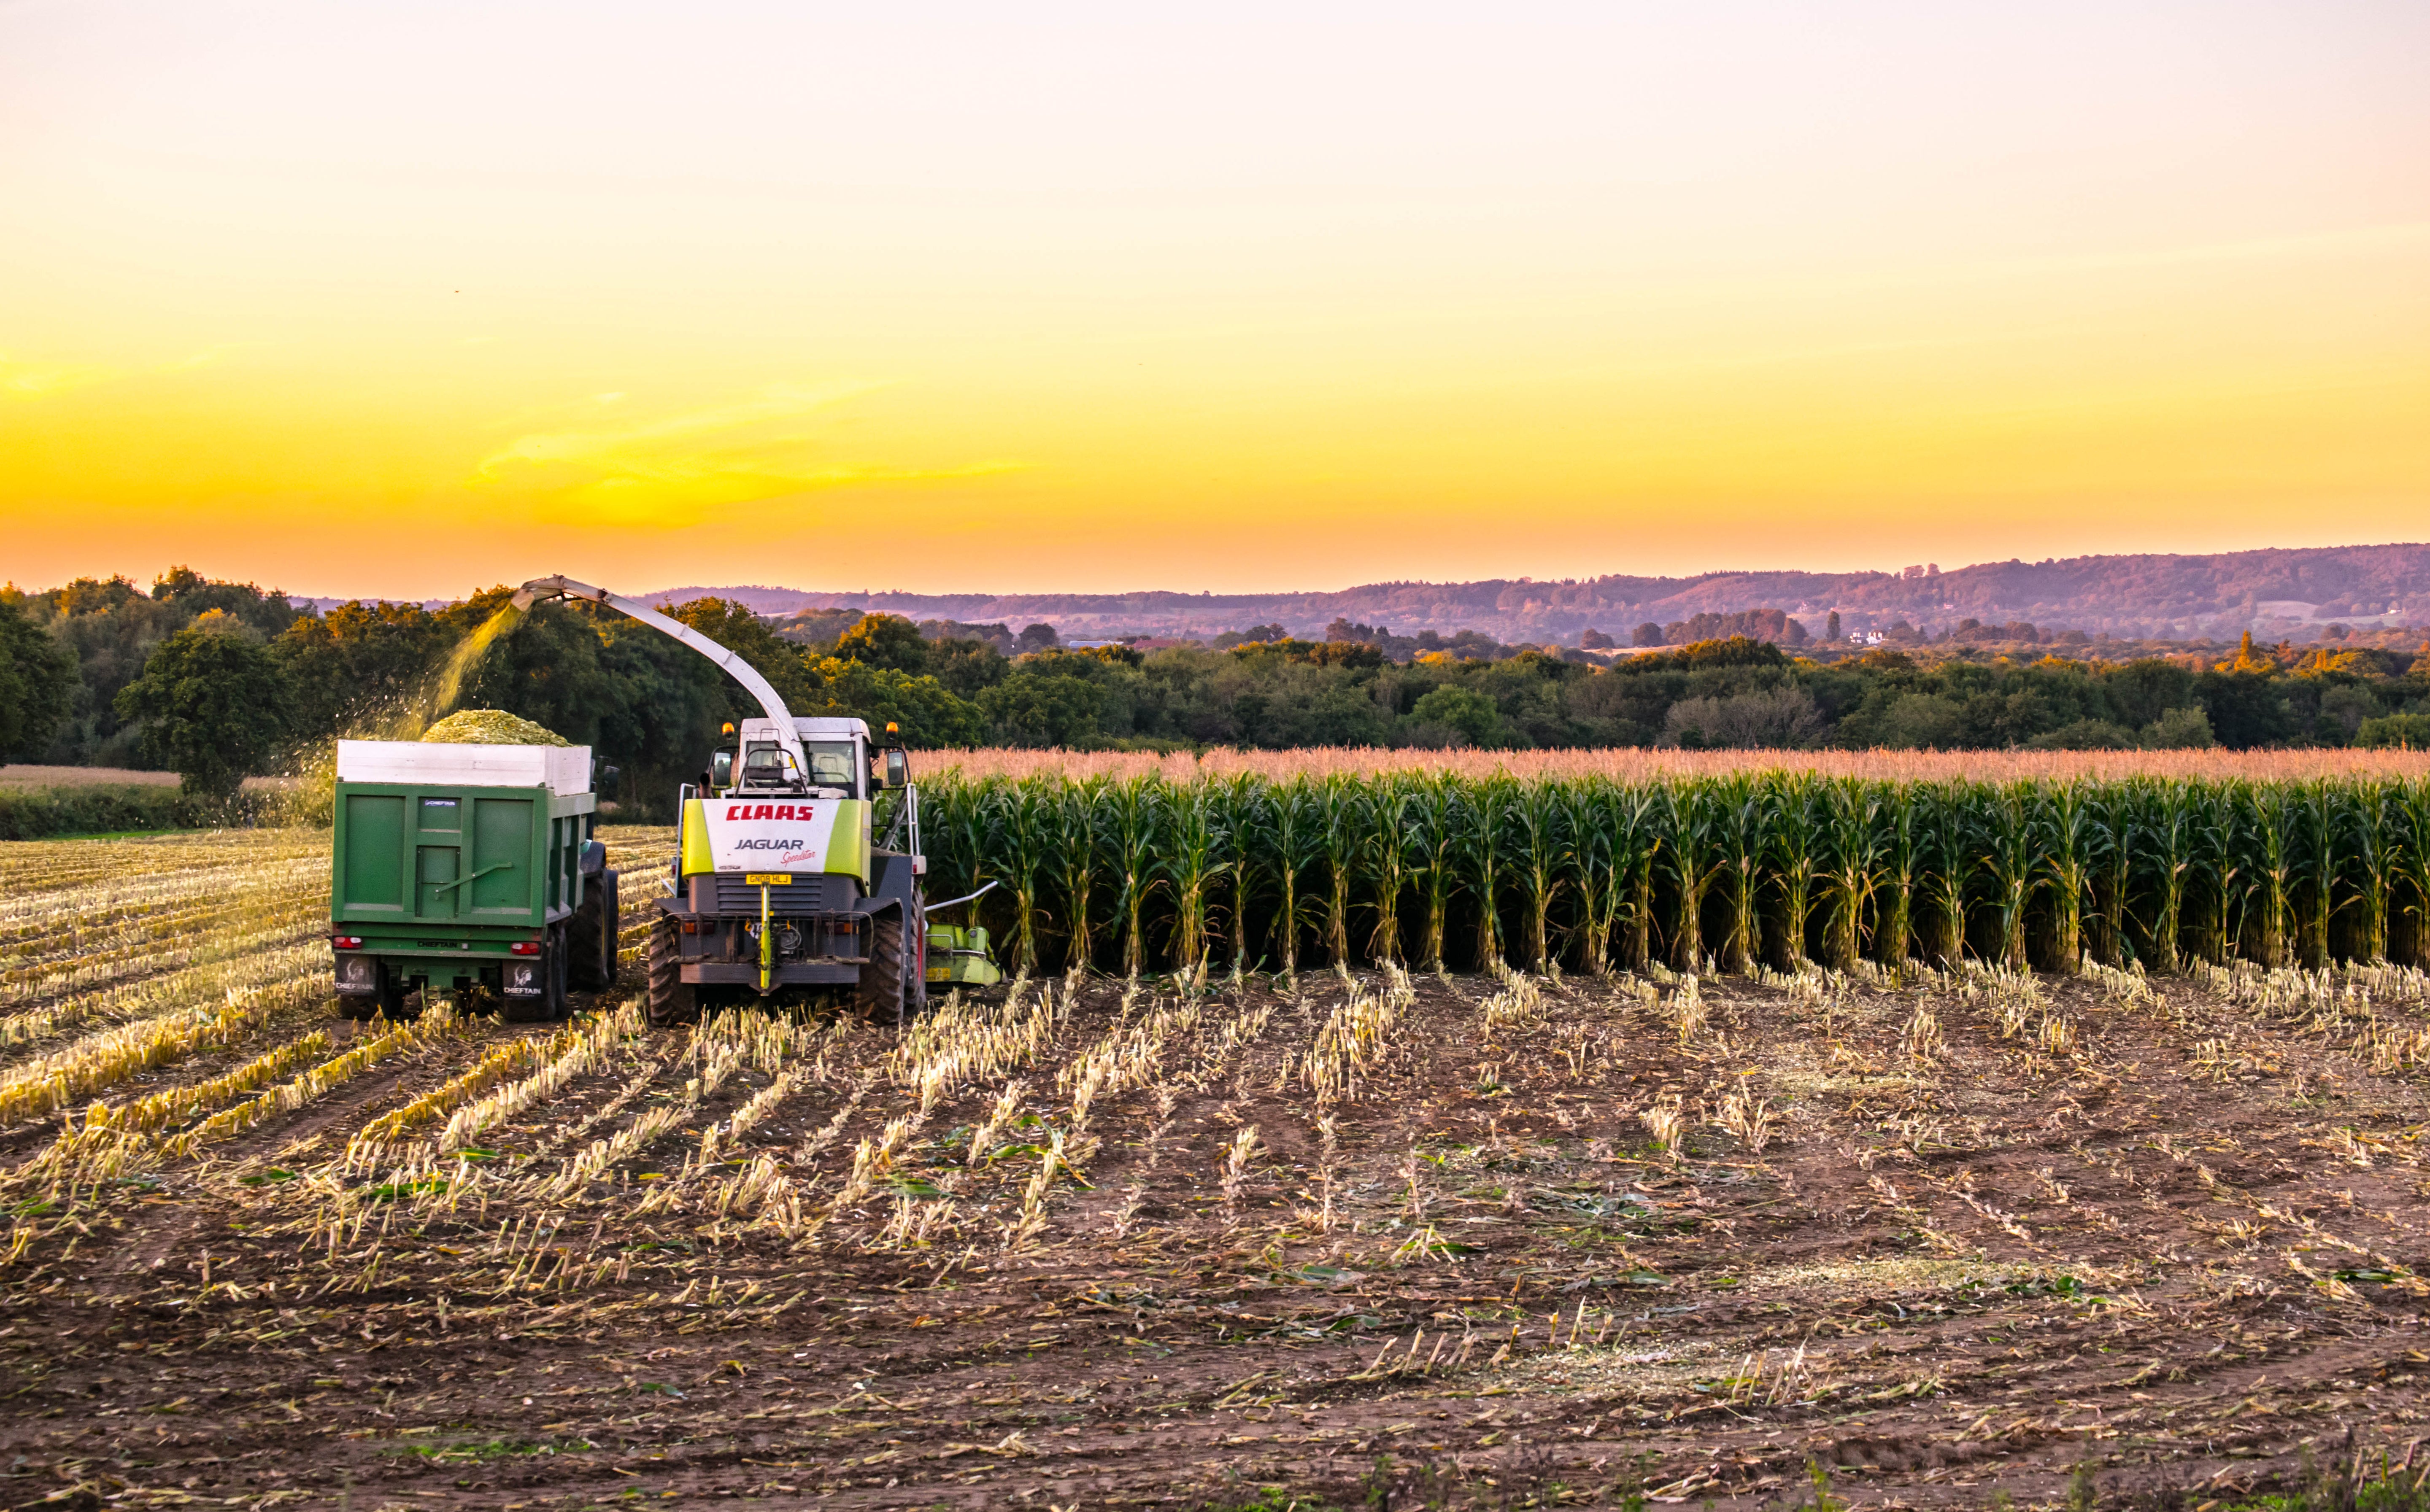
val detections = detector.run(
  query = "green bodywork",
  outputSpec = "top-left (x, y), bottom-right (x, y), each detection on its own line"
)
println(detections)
top-left (926, 923), bottom-right (1003, 988)
top-left (331, 781), bottom-right (597, 986)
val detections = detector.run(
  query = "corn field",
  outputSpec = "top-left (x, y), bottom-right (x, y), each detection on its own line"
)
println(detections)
top-left (6, 822), bottom-right (2430, 1504)
top-left (923, 769), bottom-right (2430, 979)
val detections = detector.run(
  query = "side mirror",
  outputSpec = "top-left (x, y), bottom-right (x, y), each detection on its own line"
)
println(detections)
top-left (710, 749), bottom-right (734, 789)
top-left (884, 749), bottom-right (909, 790)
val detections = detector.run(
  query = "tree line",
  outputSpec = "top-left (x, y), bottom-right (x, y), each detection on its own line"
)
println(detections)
top-left (3, 570), bottom-right (2427, 815)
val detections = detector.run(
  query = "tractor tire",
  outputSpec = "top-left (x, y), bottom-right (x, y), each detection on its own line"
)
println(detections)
top-left (854, 907), bottom-right (907, 1027)
top-left (373, 962), bottom-right (417, 1023)
top-left (568, 870), bottom-right (619, 991)
top-left (646, 910), bottom-right (699, 1029)
top-left (907, 886), bottom-right (928, 1017)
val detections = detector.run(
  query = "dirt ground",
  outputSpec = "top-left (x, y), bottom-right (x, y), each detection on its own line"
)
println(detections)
top-left (4, 836), bottom-right (2429, 1509)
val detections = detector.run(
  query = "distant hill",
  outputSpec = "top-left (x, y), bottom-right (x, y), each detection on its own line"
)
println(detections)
top-left (636, 543), bottom-right (2430, 644)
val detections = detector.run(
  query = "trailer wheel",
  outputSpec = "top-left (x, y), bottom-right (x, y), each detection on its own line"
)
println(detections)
top-left (373, 962), bottom-right (416, 1023)
top-left (855, 908), bottom-right (907, 1027)
top-left (568, 870), bottom-right (618, 991)
top-left (646, 911), bottom-right (698, 1028)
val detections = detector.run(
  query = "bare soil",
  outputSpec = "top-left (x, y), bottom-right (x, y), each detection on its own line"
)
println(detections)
top-left (4, 955), bottom-right (2428, 1512)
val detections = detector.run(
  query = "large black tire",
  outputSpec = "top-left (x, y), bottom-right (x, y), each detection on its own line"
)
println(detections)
top-left (567, 870), bottom-right (619, 991)
top-left (855, 907), bottom-right (907, 1027)
top-left (646, 909), bottom-right (699, 1029)
top-left (374, 962), bottom-right (416, 1022)
top-left (907, 887), bottom-right (927, 1017)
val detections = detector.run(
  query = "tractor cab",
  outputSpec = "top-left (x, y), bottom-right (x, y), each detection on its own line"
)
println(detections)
top-left (716, 717), bottom-right (874, 799)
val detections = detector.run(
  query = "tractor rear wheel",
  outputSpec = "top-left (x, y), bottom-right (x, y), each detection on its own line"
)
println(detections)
top-left (855, 908), bottom-right (907, 1027)
top-left (646, 910), bottom-right (698, 1028)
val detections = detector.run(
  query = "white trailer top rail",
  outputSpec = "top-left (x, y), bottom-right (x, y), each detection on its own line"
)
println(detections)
top-left (336, 740), bottom-right (592, 796)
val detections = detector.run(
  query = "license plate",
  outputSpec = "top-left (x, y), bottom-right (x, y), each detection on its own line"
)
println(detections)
top-left (743, 873), bottom-right (793, 886)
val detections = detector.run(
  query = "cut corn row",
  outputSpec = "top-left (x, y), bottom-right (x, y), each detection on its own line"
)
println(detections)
top-left (346, 1027), bottom-right (579, 1162)
top-left (0, 866), bottom-right (323, 958)
top-left (1305, 968), bottom-right (1416, 1104)
top-left (0, 849), bottom-right (324, 933)
top-left (3, 894), bottom-right (327, 1007)
top-left (0, 935), bottom-right (331, 1056)
top-left (153, 1006), bottom-right (463, 1162)
top-left (0, 963), bottom-right (329, 1126)
top-left (888, 978), bottom-right (1055, 1113)
top-left (440, 998), bottom-right (644, 1154)
top-left (0, 830), bottom-right (320, 905)
top-left (9, 1026), bottom-right (336, 1187)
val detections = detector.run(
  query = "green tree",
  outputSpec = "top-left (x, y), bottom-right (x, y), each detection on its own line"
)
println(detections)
top-left (114, 623), bottom-right (293, 798)
top-left (834, 613), bottom-right (931, 674)
top-left (1409, 685), bottom-right (1502, 747)
top-left (665, 597), bottom-right (821, 714)
top-left (272, 601), bottom-right (447, 739)
top-left (802, 658), bottom-right (985, 747)
top-left (0, 596), bottom-right (78, 762)
top-left (981, 666), bottom-right (1105, 747)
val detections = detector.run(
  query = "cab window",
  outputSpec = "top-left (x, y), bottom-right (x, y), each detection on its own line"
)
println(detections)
top-left (804, 741), bottom-right (859, 793)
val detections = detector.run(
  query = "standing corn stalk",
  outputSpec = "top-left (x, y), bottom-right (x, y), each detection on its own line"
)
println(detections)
top-left (1100, 775), bottom-right (1167, 977)
top-left (1316, 774), bottom-right (1368, 969)
top-left (986, 776), bottom-right (1056, 973)
top-left (1215, 775), bottom-right (1269, 978)
top-left (2036, 780), bottom-right (2099, 970)
top-left (1052, 774), bottom-right (1108, 973)
top-left (1766, 775), bottom-right (1825, 969)
top-left (1263, 776), bottom-right (1320, 978)
top-left (1979, 782), bottom-right (2039, 970)
top-left (1817, 779), bottom-right (1885, 972)
top-left (1465, 776), bottom-right (1517, 972)
top-left (1715, 776), bottom-right (1767, 974)
top-left (2248, 780), bottom-right (2297, 969)
top-left (1565, 777), bottom-right (1620, 974)
top-left (1166, 780), bottom-right (1225, 976)
top-left (1405, 771), bottom-right (1464, 972)
top-left (2133, 779), bottom-right (2192, 973)
top-left (1917, 781), bottom-right (1975, 966)
top-left (1664, 780), bottom-right (1721, 972)
top-left (1363, 774), bottom-right (1411, 966)
top-left (1876, 784), bottom-right (1921, 967)
top-left (2294, 778), bottom-right (2344, 969)
top-left (1508, 778), bottom-right (1571, 973)
top-left (2388, 779), bottom-right (2430, 967)
top-left (2087, 783), bottom-right (2133, 967)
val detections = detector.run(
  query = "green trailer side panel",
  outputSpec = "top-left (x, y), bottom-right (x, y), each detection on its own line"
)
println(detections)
top-left (333, 781), bottom-right (590, 932)
top-left (469, 797), bottom-right (536, 919)
top-left (342, 794), bottom-right (407, 913)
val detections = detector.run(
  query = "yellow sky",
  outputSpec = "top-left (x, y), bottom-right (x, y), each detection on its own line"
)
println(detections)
top-left (3, 2), bottom-right (2426, 598)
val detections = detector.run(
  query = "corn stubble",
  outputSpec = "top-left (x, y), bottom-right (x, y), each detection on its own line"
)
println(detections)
top-left (6, 819), bottom-right (2430, 1503)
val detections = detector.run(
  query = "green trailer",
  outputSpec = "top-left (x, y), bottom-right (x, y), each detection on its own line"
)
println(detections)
top-left (328, 740), bottom-right (619, 1021)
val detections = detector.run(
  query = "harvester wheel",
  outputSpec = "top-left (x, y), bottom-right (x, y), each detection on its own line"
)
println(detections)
top-left (855, 908), bottom-right (907, 1027)
top-left (646, 911), bottom-right (698, 1028)
top-left (568, 869), bottom-right (618, 991)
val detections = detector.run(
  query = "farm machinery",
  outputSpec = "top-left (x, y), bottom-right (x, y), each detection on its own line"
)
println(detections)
top-left (505, 576), bottom-right (997, 1027)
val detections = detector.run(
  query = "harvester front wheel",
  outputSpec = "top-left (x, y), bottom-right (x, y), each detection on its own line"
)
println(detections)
top-left (646, 911), bottom-right (698, 1028)
top-left (855, 908), bottom-right (907, 1027)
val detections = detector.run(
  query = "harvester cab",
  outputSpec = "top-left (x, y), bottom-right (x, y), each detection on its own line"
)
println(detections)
top-left (509, 577), bottom-right (988, 1029)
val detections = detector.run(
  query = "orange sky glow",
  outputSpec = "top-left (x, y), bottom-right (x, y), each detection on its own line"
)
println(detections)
top-left (3, 2), bottom-right (2426, 599)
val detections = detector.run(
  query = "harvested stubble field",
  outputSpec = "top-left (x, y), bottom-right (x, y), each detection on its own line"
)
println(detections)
top-left (3, 828), bottom-right (2430, 1511)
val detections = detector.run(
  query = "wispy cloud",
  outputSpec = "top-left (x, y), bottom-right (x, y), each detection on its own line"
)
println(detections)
top-left (470, 381), bottom-right (1026, 522)
top-left (1, 345), bottom-right (239, 400)
top-left (0, 353), bottom-right (115, 400)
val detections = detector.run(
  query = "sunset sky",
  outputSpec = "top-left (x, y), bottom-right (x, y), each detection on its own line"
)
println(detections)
top-left (3, 1), bottom-right (2425, 600)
